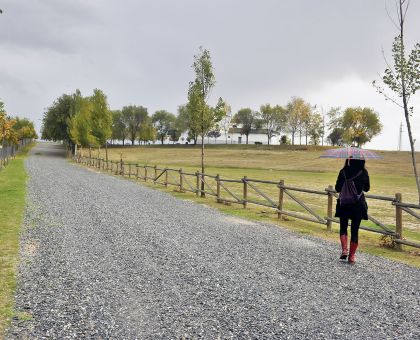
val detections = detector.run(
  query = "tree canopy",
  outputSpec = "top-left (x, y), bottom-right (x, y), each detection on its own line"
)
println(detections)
top-left (1, 101), bottom-right (37, 145)
top-left (341, 107), bottom-right (382, 147)
top-left (152, 110), bottom-right (176, 144)
top-left (233, 108), bottom-right (256, 144)
top-left (121, 105), bottom-right (148, 145)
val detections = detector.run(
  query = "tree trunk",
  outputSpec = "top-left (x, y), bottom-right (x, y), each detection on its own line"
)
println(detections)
top-left (398, 1), bottom-right (420, 203)
top-left (201, 134), bottom-right (205, 197)
top-left (246, 134), bottom-right (249, 144)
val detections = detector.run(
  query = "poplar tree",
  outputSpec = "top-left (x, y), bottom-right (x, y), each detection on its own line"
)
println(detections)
top-left (188, 47), bottom-right (225, 196)
top-left (373, 0), bottom-right (420, 202)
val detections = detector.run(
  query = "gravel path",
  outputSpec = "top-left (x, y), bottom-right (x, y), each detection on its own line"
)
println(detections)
top-left (7, 143), bottom-right (420, 339)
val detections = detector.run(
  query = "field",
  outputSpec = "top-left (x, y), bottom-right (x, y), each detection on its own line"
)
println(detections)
top-left (81, 144), bottom-right (420, 266)
top-left (0, 145), bottom-right (31, 335)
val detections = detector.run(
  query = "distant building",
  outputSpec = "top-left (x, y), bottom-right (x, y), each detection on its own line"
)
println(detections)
top-left (175, 126), bottom-right (284, 145)
top-left (227, 127), bottom-right (276, 145)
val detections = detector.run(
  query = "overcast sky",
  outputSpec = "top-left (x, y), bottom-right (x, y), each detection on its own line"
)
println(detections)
top-left (0, 0), bottom-right (419, 150)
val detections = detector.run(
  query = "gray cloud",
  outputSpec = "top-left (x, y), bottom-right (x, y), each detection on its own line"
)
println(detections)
top-left (0, 0), bottom-right (419, 149)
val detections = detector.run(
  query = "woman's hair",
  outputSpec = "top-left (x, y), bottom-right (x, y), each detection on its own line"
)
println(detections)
top-left (342, 158), bottom-right (365, 172)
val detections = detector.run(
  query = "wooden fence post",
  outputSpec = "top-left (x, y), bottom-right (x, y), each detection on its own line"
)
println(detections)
top-left (216, 174), bottom-right (221, 203)
top-left (144, 166), bottom-right (148, 182)
top-left (196, 171), bottom-right (200, 197)
top-left (327, 185), bottom-right (334, 232)
top-left (395, 193), bottom-right (403, 250)
top-left (165, 168), bottom-right (168, 187)
top-left (136, 164), bottom-right (139, 180)
top-left (278, 180), bottom-right (284, 219)
top-left (120, 154), bottom-right (123, 175)
top-left (179, 169), bottom-right (183, 192)
top-left (243, 176), bottom-right (248, 208)
top-left (129, 163), bottom-right (132, 178)
top-left (154, 165), bottom-right (157, 184)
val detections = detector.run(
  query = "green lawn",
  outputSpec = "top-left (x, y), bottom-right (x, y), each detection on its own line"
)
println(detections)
top-left (0, 146), bottom-right (31, 336)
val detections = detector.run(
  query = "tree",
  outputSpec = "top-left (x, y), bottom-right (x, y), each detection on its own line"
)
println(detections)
top-left (280, 135), bottom-right (290, 145)
top-left (138, 117), bottom-right (156, 144)
top-left (111, 110), bottom-right (127, 145)
top-left (286, 97), bottom-right (311, 145)
top-left (41, 93), bottom-right (75, 150)
top-left (218, 101), bottom-right (232, 144)
top-left (152, 110), bottom-right (176, 144)
top-left (0, 103), bottom-right (19, 146)
top-left (301, 108), bottom-right (313, 145)
top-left (69, 92), bottom-right (95, 149)
top-left (168, 128), bottom-right (181, 143)
top-left (327, 107), bottom-right (342, 129)
top-left (176, 104), bottom-right (199, 145)
top-left (233, 108), bottom-right (255, 144)
top-left (207, 129), bottom-right (221, 143)
top-left (308, 113), bottom-right (323, 145)
top-left (89, 89), bottom-right (112, 147)
top-left (188, 47), bottom-right (225, 196)
top-left (259, 104), bottom-right (286, 145)
top-left (340, 107), bottom-right (382, 147)
top-left (12, 117), bottom-right (38, 140)
top-left (122, 105), bottom-right (148, 145)
top-left (373, 0), bottom-right (420, 202)
top-left (327, 128), bottom-right (344, 146)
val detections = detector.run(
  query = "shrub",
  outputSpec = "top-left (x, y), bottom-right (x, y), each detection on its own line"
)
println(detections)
top-left (379, 235), bottom-right (397, 249)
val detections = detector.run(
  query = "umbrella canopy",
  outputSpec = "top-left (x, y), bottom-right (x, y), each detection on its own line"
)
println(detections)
top-left (319, 147), bottom-right (382, 160)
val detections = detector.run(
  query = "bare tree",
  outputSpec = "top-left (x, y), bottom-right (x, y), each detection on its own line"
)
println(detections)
top-left (373, 0), bottom-right (420, 202)
top-left (219, 102), bottom-right (232, 144)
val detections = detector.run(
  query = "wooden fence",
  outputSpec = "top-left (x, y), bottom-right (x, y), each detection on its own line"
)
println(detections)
top-left (0, 138), bottom-right (32, 169)
top-left (75, 155), bottom-right (420, 250)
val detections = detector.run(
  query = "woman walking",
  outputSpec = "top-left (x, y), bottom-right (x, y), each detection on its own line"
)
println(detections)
top-left (335, 158), bottom-right (370, 264)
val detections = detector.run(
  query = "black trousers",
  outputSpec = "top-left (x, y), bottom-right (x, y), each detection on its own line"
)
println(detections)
top-left (339, 216), bottom-right (361, 244)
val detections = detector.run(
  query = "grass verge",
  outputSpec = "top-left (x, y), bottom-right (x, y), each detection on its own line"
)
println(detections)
top-left (0, 145), bottom-right (32, 336)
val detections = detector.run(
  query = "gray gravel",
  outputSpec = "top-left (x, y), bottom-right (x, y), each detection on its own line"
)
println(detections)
top-left (7, 143), bottom-right (420, 339)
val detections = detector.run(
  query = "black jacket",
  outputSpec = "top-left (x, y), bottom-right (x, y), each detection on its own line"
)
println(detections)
top-left (334, 168), bottom-right (370, 220)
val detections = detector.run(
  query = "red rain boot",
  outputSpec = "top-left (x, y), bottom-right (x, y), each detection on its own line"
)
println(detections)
top-left (339, 235), bottom-right (348, 260)
top-left (348, 242), bottom-right (358, 264)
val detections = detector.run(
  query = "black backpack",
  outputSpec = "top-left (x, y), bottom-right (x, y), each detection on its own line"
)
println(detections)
top-left (339, 170), bottom-right (363, 206)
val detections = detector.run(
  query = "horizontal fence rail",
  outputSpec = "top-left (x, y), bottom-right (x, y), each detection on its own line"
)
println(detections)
top-left (75, 155), bottom-right (420, 249)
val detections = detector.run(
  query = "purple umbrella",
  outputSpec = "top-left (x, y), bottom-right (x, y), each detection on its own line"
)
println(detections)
top-left (320, 147), bottom-right (382, 160)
